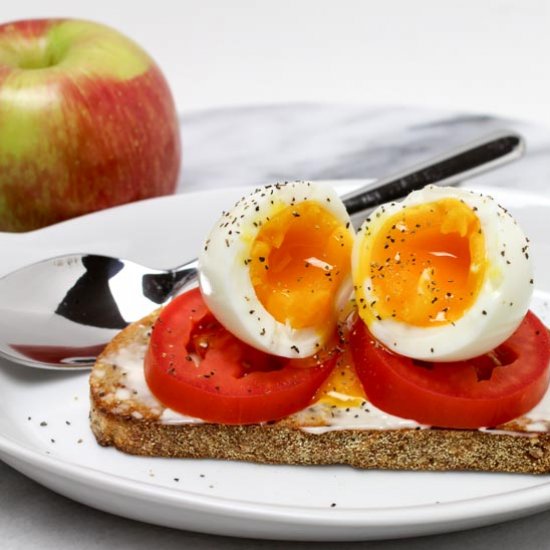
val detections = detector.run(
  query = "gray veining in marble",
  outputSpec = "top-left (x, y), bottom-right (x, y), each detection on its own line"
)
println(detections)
top-left (179, 103), bottom-right (550, 195)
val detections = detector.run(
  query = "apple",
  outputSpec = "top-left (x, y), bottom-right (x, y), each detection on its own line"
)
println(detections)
top-left (0, 19), bottom-right (181, 232)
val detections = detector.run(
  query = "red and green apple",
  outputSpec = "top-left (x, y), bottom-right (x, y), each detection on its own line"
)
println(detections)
top-left (0, 19), bottom-right (181, 232)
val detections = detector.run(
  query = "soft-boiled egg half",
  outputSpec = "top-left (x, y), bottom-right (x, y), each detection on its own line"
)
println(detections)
top-left (352, 185), bottom-right (534, 361)
top-left (199, 182), bottom-right (355, 358)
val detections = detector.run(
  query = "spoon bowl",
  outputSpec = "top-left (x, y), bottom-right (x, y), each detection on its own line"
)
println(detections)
top-left (0, 254), bottom-right (198, 369)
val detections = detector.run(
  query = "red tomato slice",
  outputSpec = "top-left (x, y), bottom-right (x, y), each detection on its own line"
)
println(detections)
top-left (144, 288), bottom-right (337, 424)
top-left (350, 311), bottom-right (550, 429)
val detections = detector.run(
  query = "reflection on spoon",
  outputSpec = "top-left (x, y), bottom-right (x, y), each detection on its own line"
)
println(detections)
top-left (55, 256), bottom-right (127, 329)
top-left (9, 343), bottom-right (107, 366)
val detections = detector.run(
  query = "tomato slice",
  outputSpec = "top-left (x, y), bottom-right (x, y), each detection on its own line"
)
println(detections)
top-left (350, 311), bottom-right (550, 429)
top-left (144, 288), bottom-right (337, 424)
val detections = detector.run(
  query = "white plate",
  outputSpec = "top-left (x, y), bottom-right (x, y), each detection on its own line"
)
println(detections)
top-left (1, 181), bottom-right (550, 542)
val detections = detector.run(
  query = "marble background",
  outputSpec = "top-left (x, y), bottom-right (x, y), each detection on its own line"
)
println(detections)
top-left (2, 104), bottom-right (550, 550)
top-left (179, 104), bottom-right (550, 194)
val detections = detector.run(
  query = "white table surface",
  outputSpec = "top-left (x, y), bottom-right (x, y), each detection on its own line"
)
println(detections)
top-left (2, 0), bottom-right (550, 126)
top-left (4, 458), bottom-right (550, 550)
top-left (2, 2), bottom-right (550, 547)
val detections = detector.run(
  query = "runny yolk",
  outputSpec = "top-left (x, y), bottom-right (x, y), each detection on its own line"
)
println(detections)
top-left (249, 202), bottom-right (353, 329)
top-left (362, 198), bottom-right (486, 326)
top-left (314, 351), bottom-right (366, 407)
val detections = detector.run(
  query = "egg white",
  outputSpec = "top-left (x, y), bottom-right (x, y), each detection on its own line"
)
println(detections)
top-left (199, 181), bottom-right (355, 358)
top-left (352, 185), bottom-right (534, 361)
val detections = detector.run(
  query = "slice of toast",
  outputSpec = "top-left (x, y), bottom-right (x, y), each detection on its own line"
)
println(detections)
top-left (90, 310), bottom-right (550, 473)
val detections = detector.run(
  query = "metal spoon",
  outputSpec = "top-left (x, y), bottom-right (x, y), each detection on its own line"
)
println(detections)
top-left (0, 131), bottom-right (524, 370)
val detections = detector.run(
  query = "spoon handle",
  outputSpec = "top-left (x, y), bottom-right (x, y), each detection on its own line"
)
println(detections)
top-left (341, 130), bottom-right (524, 223)
top-left (169, 258), bottom-right (199, 296)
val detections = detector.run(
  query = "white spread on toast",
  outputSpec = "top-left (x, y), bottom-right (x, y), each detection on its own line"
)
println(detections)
top-left (516, 398), bottom-right (550, 432)
top-left (98, 334), bottom-right (550, 433)
top-left (109, 341), bottom-right (159, 409)
top-left (293, 403), bottom-right (426, 432)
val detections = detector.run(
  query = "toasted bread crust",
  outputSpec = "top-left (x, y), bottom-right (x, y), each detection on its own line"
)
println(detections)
top-left (90, 312), bottom-right (550, 473)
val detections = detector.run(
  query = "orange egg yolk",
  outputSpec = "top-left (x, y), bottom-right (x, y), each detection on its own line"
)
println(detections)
top-left (249, 202), bottom-right (353, 329)
top-left (314, 353), bottom-right (366, 407)
top-left (362, 198), bottom-right (486, 327)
